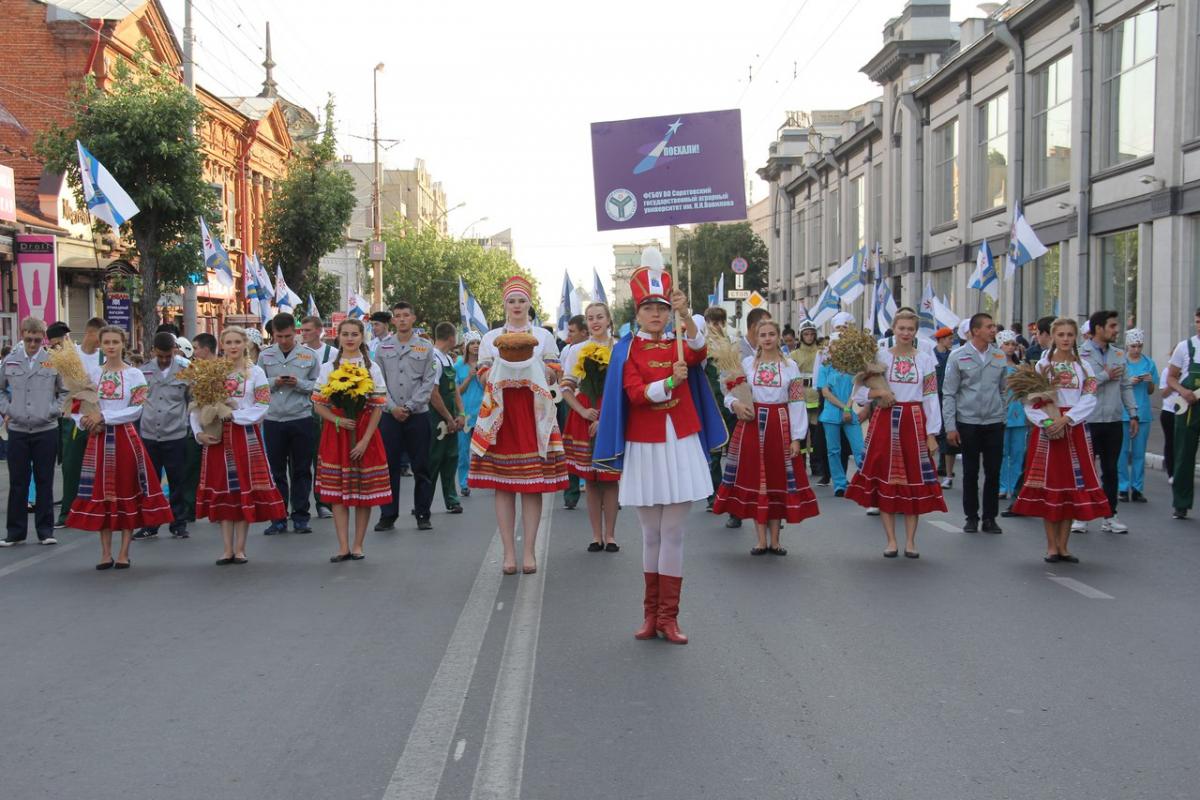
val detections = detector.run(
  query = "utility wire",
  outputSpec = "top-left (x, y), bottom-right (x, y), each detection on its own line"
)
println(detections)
top-left (734, 0), bottom-right (813, 107)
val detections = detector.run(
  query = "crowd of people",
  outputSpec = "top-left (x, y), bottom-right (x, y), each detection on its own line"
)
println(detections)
top-left (2, 260), bottom-right (1198, 645)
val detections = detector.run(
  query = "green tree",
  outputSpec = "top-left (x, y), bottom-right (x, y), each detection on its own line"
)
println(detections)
top-left (37, 44), bottom-right (218, 351)
top-left (261, 97), bottom-right (356, 298)
top-left (676, 222), bottom-right (769, 309)
top-left (378, 222), bottom-right (540, 330)
top-left (309, 272), bottom-right (342, 323)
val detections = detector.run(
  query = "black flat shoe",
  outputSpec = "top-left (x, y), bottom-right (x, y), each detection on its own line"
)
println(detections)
top-left (904, 550), bottom-right (920, 559)
top-left (587, 542), bottom-right (604, 552)
top-left (768, 546), bottom-right (788, 556)
top-left (604, 542), bottom-right (620, 553)
top-left (373, 517), bottom-right (397, 532)
top-left (883, 549), bottom-right (899, 558)
top-left (348, 553), bottom-right (365, 560)
top-left (95, 560), bottom-right (114, 570)
top-left (750, 546), bottom-right (768, 556)
top-left (1043, 554), bottom-right (1061, 563)
top-left (231, 556), bottom-right (248, 564)
top-left (330, 553), bottom-right (351, 563)
top-left (216, 557), bottom-right (234, 566)
top-left (1058, 553), bottom-right (1080, 563)
top-left (114, 561), bottom-right (131, 569)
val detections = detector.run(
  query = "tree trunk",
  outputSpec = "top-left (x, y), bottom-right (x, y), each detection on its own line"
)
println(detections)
top-left (133, 228), bottom-right (160, 354)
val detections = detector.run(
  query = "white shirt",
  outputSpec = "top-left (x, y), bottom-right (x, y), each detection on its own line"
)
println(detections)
top-left (478, 325), bottom-right (561, 373)
top-left (722, 356), bottom-right (808, 441)
top-left (1168, 335), bottom-right (1200, 371)
top-left (853, 347), bottom-right (943, 435)
top-left (560, 336), bottom-right (614, 387)
top-left (189, 365), bottom-right (271, 435)
top-left (1025, 358), bottom-right (1099, 427)
top-left (73, 364), bottom-right (147, 428)
top-left (315, 356), bottom-right (386, 399)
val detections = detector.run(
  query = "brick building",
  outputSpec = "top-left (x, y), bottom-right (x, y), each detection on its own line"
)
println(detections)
top-left (0, 0), bottom-right (303, 342)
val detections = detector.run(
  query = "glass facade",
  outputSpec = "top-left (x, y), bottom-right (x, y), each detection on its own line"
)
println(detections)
top-left (1100, 229), bottom-right (1139, 328)
top-left (828, 188), bottom-right (840, 263)
top-left (849, 176), bottom-right (865, 252)
top-left (1102, 6), bottom-right (1157, 167)
top-left (1031, 53), bottom-right (1072, 191)
top-left (932, 120), bottom-right (959, 224)
top-left (977, 92), bottom-right (1008, 210)
top-left (1033, 244), bottom-right (1061, 319)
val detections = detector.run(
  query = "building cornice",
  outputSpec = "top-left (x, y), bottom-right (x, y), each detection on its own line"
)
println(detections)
top-left (861, 38), bottom-right (957, 84)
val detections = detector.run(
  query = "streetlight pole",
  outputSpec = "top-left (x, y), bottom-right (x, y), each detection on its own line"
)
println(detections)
top-left (371, 63), bottom-right (385, 311)
top-left (182, 0), bottom-right (197, 338)
top-left (460, 216), bottom-right (489, 239)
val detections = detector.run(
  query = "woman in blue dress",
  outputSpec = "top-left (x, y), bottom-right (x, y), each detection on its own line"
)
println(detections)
top-left (1118, 328), bottom-right (1157, 503)
top-left (455, 333), bottom-right (485, 496)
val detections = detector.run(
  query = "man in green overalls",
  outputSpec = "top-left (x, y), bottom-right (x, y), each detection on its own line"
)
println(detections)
top-left (428, 322), bottom-right (465, 515)
top-left (1167, 307), bottom-right (1200, 519)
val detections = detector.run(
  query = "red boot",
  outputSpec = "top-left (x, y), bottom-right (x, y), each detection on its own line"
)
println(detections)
top-left (656, 575), bottom-right (688, 645)
top-left (634, 572), bottom-right (659, 640)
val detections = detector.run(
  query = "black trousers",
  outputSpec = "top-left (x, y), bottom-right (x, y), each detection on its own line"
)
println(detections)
top-left (7, 428), bottom-right (57, 541)
top-left (142, 436), bottom-right (189, 531)
top-left (380, 411), bottom-right (432, 521)
top-left (263, 417), bottom-right (316, 524)
top-left (808, 409), bottom-right (830, 480)
top-left (1088, 420), bottom-right (1124, 515)
top-left (1161, 410), bottom-right (1175, 480)
top-left (957, 421), bottom-right (1005, 522)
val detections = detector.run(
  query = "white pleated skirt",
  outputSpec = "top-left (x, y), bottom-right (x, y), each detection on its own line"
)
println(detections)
top-left (618, 419), bottom-right (713, 507)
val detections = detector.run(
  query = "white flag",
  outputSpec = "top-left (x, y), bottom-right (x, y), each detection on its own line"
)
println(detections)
top-left (76, 140), bottom-right (138, 229)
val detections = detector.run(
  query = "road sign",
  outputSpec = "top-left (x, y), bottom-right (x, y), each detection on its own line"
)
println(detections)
top-left (726, 289), bottom-right (751, 300)
top-left (734, 273), bottom-right (744, 290)
top-left (747, 291), bottom-right (765, 308)
top-left (731, 257), bottom-right (748, 274)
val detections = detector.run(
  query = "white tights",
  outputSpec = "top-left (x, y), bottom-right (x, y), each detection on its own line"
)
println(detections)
top-left (636, 502), bottom-right (689, 578)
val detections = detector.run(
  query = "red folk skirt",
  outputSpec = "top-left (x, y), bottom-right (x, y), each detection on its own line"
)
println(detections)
top-left (315, 410), bottom-right (392, 507)
top-left (67, 423), bottom-right (174, 532)
top-left (845, 401), bottom-right (947, 515)
top-left (562, 393), bottom-right (619, 483)
top-left (712, 402), bottom-right (819, 524)
top-left (196, 421), bottom-right (286, 523)
top-left (468, 386), bottom-right (568, 494)
top-left (1011, 408), bottom-right (1111, 522)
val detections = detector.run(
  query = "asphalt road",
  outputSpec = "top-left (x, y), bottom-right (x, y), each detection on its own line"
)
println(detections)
top-left (2, 465), bottom-right (1197, 800)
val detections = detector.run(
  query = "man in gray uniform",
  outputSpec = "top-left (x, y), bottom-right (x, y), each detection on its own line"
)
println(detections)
top-left (375, 301), bottom-right (439, 531)
top-left (942, 313), bottom-right (1007, 534)
top-left (134, 331), bottom-right (193, 540)
top-left (0, 317), bottom-right (67, 547)
top-left (258, 312), bottom-right (321, 535)
top-left (1078, 309), bottom-right (1137, 533)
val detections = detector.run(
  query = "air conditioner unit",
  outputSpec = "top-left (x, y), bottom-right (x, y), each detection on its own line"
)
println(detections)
top-left (227, 237), bottom-right (243, 251)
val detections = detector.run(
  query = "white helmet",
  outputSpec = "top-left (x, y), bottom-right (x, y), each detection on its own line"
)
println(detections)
top-left (175, 336), bottom-right (194, 358)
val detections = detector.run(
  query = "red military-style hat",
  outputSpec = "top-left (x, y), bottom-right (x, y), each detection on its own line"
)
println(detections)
top-left (630, 246), bottom-right (670, 308)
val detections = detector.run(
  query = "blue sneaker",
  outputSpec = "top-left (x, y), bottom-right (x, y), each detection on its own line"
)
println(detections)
top-left (263, 521), bottom-right (288, 536)
top-left (292, 519), bottom-right (312, 534)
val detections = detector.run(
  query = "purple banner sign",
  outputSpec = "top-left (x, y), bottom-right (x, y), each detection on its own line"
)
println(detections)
top-left (590, 109), bottom-right (747, 231)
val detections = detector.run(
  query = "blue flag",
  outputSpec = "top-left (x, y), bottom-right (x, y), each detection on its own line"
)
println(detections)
top-left (76, 140), bottom-right (138, 229)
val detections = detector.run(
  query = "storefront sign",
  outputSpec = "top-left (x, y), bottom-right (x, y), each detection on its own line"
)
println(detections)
top-left (105, 291), bottom-right (132, 332)
top-left (328, 311), bottom-right (346, 341)
top-left (15, 234), bottom-right (57, 324)
top-left (0, 165), bottom-right (15, 223)
top-left (590, 109), bottom-right (747, 231)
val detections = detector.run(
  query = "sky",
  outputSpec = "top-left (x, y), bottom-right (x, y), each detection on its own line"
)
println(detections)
top-left (162, 0), bottom-right (985, 313)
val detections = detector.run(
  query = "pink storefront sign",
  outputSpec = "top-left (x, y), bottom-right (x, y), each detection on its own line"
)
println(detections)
top-left (16, 234), bottom-right (57, 324)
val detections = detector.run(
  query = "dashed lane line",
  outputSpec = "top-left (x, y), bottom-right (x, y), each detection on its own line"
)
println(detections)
top-left (0, 539), bottom-right (86, 579)
top-left (1046, 574), bottom-right (1114, 599)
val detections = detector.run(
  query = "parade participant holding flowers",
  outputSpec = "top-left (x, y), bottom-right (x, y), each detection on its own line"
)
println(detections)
top-left (843, 310), bottom-right (947, 558)
top-left (712, 318), bottom-right (819, 556)
top-left (61, 326), bottom-right (173, 569)
top-left (561, 301), bottom-right (621, 552)
top-left (469, 275), bottom-right (568, 575)
top-left (313, 318), bottom-right (390, 562)
top-left (1008, 318), bottom-right (1109, 562)
top-left (187, 327), bottom-right (284, 566)
top-left (594, 251), bottom-right (727, 645)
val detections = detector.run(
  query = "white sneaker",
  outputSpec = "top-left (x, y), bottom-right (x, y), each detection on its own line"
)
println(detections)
top-left (866, 507), bottom-right (881, 516)
top-left (1102, 517), bottom-right (1129, 534)
top-left (1070, 520), bottom-right (1087, 533)
top-left (0, 539), bottom-right (21, 547)
top-left (940, 477), bottom-right (953, 488)
top-left (39, 538), bottom-right (57, 546)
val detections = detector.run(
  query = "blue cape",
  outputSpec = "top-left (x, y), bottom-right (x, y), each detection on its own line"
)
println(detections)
top-left (592, 333), bottom-right (728, 475)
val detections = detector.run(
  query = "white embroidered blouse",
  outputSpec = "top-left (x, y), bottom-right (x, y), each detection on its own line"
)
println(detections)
top-left (853, 348), bottom-right (943, 435)
top-left (1025, 357), bottom-right (1098, 427)
top-left (478, 324), bottom-right (561, 378)
top-left (73, 364), bottom-right (148, 428)
top-left (189, 365), bottom-right (272, 435)
top-left (723, 356), bottom-right (808, 441)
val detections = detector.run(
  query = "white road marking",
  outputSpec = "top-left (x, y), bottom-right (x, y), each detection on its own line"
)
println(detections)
top-left (381, 530), bottom-right (505, 800)
top-left (0, 539), bottom-right (86, 578)
top-left (496, 602), bottom-right (504, 611)
top-left (469, 501), bottom-right (553, 800)
top-left (1046, 574), bottom-right (1114, 599)
top-left (928, 520), bottom-right (962, 533)
top-left (453, 739), bottom-right (466, 762)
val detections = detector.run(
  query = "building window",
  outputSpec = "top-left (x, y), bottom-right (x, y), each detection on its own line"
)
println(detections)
top-left (1031, 53), bottom-right (1072, 191)
top-left (931, 120), bottom-right (959, 225)
top-left (892, 123), bottom-right (903, 235)
top-left (849, 176), bottom-right (865, 252)
top-left (795, 207), bottom-right (807, 272)
top-left (827, 188), bottom-right (840, 263)
top-left (810, 199), bottom-right (822, 270)
top-left (930, 268), bottom-right (953, 312)
top-left (1102, 6), bottom-right (1157, 167)
top-left (871, 162), bottom-right (883, 247)
top-left (976, 93), bottom-right (1008, 211)
top-left (1192, 218), bottom-right (1200, 314)
top-left (1100, 229), bottom-right (1139, 328)
top-left (1033, 243), bottom-right (1061, 318)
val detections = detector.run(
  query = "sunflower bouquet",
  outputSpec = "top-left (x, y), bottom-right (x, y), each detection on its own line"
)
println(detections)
top-left (1005, 363), bottom-right (1061, 421)
top-left (179, 357), bottom-right (238, 441)
top-left (571, 341), bottom-right (611, 404)
top-left (44, 339), bottom-right (99, 419)
top-left (318, 362), bottom-right (375, 443)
